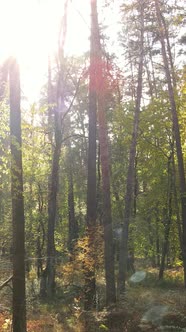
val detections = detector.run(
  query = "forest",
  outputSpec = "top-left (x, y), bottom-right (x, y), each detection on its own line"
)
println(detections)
top-left (0, 0), bottom-right (186, 331)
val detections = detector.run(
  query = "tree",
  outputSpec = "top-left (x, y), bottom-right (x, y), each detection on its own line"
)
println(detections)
top-left (0, 61), bottom-right (8, 229)
top-left (94, 0), bottom-right (116, 305)
top-left (9, 58), bottom-right (27, 332)
top-left (118, 0), bottom-right (145, 294)
top-left (84, 0), bottom-right (98, 310)
top-left (159, 149), bottom-right (173, 279)
top-left (66, 119), bottom-right (79, 254)
top-left (154, 0), bottom-right (186, 286)
top-left (45, 0), bottom-right (69, 297)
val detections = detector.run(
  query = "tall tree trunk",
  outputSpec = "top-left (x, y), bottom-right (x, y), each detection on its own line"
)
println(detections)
top-left (92, 0), bottom-right (116, 305)
top-left (118, 0), bottom-right (144, 294)
top-left (45, 0), bottom-right (69, 297)
top-left (97, 74), bottom-right (116, 305)
top-left (159, 153), bottom-right (173, 279)
top-left (155, 0), bottom-right (186, 287)
top-left (96, 143), bottom-right (103, 225)
top-left (84, 0), bottom-right (98, 310)
top-left (172, 152), bottom-right (183, 255)
top-left (9, 58), bottom-right (27, 332)
top-left (46, 130), bottom-right (61, 296)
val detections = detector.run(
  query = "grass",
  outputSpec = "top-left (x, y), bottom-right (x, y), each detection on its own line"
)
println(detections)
top-left (0, 265), bottom-right (186, 331)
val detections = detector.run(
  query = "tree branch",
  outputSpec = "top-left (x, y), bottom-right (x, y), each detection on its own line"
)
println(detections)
top-left (0, 275), bottom-right (13, 290)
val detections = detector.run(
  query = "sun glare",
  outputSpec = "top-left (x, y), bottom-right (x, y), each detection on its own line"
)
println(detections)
top-left (0, 0), bottom-right (90, 101)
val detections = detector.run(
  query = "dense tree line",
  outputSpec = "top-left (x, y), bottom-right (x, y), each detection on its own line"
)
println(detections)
top-left (0, 0), bottom-right (185, 331)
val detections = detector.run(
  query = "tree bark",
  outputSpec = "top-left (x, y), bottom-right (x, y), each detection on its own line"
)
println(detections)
top-left (92, 0), bottom-right (116, 305)
top-left (46, 135), bottom-right (61, 296)
top-left (118, 0), bottom-right (144, 294)
top-left (159, 153), bottom-right (173, 279)
top-left (9, 58), bottom-right (27, 332)
top-left (155, 0), bottom-right (186, 287)
top-left (45, 0), bottom-right (69, 297)
top-left (97, 79), bottom-right (116, 305)
top-left (84, 0), bottom-right (98, 310)
top-left (172, 152), bottom-right (183, 255)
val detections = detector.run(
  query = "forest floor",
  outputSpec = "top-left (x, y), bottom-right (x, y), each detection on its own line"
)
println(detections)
top-left (0, 265), bottom-right (186, 331)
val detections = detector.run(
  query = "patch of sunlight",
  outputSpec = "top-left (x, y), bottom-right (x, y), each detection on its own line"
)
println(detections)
top-left (141, 305), bottom-right (169, 326)
top-left (129, 271), bottom-right (147, 283)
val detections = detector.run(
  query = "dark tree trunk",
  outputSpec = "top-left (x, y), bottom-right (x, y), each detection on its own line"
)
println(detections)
top-left (84, 0), bottom-right (98, 310)
top-left (155, 0), bottom-right (186, 287)
top-left (172, 152), bottom-right (183, 255)
top-left (118, 0), bottom-right (144, 294)
top-left (9, 58), bottom-right (27, 332)
top-left (36, 223), bottom-right (44, 279)
top-left (91, 0), bottom-right (116, 305)
top-left (97, 80), bottom-right (116, 305)
top-left (37, 194), bottom-right (45, 280)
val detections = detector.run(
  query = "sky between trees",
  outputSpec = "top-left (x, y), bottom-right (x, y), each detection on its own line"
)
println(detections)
top-left (0, 0), bottom-right (121, 103)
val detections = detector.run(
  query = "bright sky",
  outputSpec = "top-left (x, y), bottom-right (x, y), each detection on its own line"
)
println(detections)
top-left (0, 0), bottom-right (90, 102)
top-left (0, 0), bottom-right (120, 103)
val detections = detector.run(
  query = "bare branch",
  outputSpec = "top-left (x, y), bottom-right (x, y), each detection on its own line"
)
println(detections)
top-left (0, 275), bottom-right (13, 291)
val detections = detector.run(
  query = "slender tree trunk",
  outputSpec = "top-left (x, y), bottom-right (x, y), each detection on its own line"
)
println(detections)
top-left (160, 11), bottom-right (176, 87)
top-left (155, 0), bottom-right (186, 287)
top-left (47, 55), bottom-right (54, 146)
top-left (0, 61), bottom-right (8, 224)
top-left (40, 57), bottom-right (53, 297)
top-left (46, 134), bottom-right (61, 296)
top-left (84, 0), bottom-right (98, 310)
top-left (133, 156), bottom-right (138, 216)
top-left (97, 75), bottom-right (116, 305)
top-left (92, 0), bottom-right (116, 305)
top-left (45, 0), bottom-right (69, 297)
top-left (9, 58), bottom-right (27, 332)
top-left (67, 146), bottom-right (78, 254)
top-left (96, 143), bottom-right (103, 225)
top-left (172, 152), bottom-right (183, 254)
top-left (118, 0), bottom-right (144, 294)
top-left (159, 154), bottom-right (173, 279)
top-left (155, 212), bottom-right (161, 267)
top-left (147, 215), bottom-right (156, 267)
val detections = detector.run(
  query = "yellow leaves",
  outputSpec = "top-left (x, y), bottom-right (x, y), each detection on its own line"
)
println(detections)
top-left (0, 312), bottom-right (54, 332)
top-left (0, 315), bottom-right (11, 332)
top-left (2, 319), bottom-right (11, 331)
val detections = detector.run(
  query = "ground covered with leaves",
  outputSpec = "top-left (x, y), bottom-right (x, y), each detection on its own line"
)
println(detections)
top-left (0, 267), bottom-right (186, 331)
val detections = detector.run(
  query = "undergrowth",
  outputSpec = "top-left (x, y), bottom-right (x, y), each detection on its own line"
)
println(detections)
top-left (0, 266), bottom-right (186, 331)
